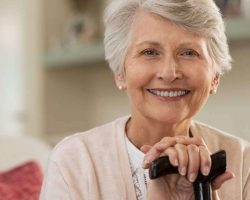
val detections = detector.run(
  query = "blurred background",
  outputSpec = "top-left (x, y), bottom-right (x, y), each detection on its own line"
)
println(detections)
top-left (0, 0), bottom-right (250, 148)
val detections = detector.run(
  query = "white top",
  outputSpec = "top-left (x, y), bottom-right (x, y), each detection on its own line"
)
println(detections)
top-left (125, 134), bottom-right (149, 200)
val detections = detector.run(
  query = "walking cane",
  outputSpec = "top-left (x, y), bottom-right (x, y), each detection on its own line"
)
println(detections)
top-left (149, 150), bottom-right (226, 200)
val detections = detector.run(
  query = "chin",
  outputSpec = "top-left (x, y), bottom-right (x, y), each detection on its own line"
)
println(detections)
top-left (148, 112), bottom-right (187, 125)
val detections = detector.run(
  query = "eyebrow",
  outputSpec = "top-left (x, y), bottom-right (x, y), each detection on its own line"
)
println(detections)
top-left (135, 40), bottom-right (203, 49)
top-left (177, 42), bottom-right (201, 49)
top-left (135, 41), bottom-right (162, 47)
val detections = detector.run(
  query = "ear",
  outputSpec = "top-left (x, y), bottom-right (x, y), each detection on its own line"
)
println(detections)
top-left (210, 73), bottom-right (220, 95)
top-left (114, 73), bottom-right (127, 91)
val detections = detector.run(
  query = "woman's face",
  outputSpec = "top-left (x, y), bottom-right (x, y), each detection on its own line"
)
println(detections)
top-left (116, 11), bottom-right (219, 125)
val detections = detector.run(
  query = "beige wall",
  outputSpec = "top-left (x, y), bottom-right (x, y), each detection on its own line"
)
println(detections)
top-left (44, 41), bottom-right (250, 144)
top-left (44, 65), bottom-right (130, 144)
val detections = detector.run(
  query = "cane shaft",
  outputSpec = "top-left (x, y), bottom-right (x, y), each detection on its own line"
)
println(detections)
top-left (193, 181), bottom-right (212, 200)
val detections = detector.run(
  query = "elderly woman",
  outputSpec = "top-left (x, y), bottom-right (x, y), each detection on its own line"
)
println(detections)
top-left (40, 0), bottom-right (250, 199)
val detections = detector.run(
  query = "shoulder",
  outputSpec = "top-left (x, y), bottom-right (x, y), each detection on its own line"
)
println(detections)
top-left (191, 121), bottom-right (250, 153)
top-left (49, 116), bottom-right (130, 163)
top-left (42, 116), bottom-right (130, 192)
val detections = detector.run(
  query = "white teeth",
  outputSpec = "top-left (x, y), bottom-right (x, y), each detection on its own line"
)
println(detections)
top-left (148, 89), bottom-right (189, 97)
top-left (170, 91), bottom-right (173, 97)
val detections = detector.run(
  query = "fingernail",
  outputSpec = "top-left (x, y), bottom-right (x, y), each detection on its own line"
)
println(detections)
top-left (189, 173), bottom-right (197, 182)
top-left (202, 166), bottom-right (210, 176)
top-left (180, 167), bottom-right (186, 176)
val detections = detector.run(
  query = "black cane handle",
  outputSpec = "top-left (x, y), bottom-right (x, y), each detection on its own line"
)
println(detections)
top-left (149, 150), bottom-right (227, 200)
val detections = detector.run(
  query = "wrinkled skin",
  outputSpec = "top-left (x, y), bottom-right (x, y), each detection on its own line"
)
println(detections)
top-left (147, 175), bottom-right (195, 200)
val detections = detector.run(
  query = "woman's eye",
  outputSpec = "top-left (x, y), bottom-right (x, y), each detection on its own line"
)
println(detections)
top-left (142, 49), bottom-right (159, 57)
top-left (180, 50), bottom-right (199, 57)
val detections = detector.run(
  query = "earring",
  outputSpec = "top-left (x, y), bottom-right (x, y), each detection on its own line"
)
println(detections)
top-left (210, 89), bottom-right (217, 95)
top-left (118, 85), bottom-right (123, 90)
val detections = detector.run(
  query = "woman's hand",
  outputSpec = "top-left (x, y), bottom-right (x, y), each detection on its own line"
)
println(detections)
top-left (141, 136), bottom-right (234, 200)
top-left (142, 136), bottom-right (211, 182)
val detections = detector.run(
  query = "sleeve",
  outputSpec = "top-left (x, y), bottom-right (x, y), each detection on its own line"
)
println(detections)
top-left (39, 159), bottom-right (70, 200)
top-left (243, 174), bottom-right (250, 200)
top-left (243, 143), bottom-right (250, 199)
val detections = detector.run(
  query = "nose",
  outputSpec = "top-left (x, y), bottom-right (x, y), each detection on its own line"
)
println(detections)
top-left (156, 59), bottom-right (183, 83)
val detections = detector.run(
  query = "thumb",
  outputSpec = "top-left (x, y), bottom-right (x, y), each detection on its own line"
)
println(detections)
top-left (212, 170), bottom-right (235, 190)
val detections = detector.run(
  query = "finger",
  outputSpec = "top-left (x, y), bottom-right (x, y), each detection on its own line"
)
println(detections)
top-left (155, 137), bottom-right (178, 151)
top-left (140, 145), bottom-right (152, 153)
top-left (161, 147), bottom-right (179, 166)
top-left (212, 170), bottom-right (235, 190)
top-left (143, 138), bottom-right (177, 168)
top-left (187, 144), bottom-right (200, 182)
top-left (177, 136), bottom-right (211, 177)
top-left (199, 145), bottom-right (211, 176)
top-left (177, 136), bottom-right (206, 147)
top-left (143, 146), bottom-right (162, 169)
top-left (175, 143), bottom-right (188, 176)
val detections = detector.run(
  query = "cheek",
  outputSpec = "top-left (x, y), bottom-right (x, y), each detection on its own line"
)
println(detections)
top-left (186, 62), bottom-right (213, 85)
top-left (125, 61), bottom-right (154, 87)
top-left (194, 78), bottom-right (212, 95)
top-left (192, 75), bottom-right (213, 101)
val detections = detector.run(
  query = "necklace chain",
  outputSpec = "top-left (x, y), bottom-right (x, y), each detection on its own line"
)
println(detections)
top-left (143, 172), bottom-right (148, 187)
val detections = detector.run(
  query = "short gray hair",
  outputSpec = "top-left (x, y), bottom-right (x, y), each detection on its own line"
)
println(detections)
top-left (104, 0), bottom-right (232, 76)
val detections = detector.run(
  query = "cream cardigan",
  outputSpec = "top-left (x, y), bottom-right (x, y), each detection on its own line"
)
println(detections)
top-left (40, 116), bottom-right (250, 200)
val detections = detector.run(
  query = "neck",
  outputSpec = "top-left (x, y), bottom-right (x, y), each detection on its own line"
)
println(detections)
top-left (126, 115), bottom-right (191, 148)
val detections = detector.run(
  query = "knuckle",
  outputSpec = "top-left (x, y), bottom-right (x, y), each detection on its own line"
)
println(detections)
top-left (154, 142), bottom-right (163, 149)
top-left (175, 143), bottom-right (185, 149)
top-left (200, 153), bottom-right (211, 167)
top-left (160, 136), bottom-right (171, 142)
top-left (200, 145), bottom-right (211, 155)
top-left (188, 144), bottom-right (199, 152)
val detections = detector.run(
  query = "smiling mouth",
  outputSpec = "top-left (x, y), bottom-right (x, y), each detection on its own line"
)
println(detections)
top-left (147, 89), bottom-right (190, 97)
